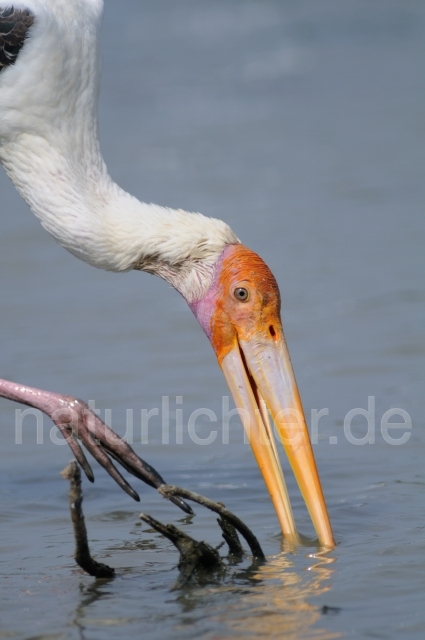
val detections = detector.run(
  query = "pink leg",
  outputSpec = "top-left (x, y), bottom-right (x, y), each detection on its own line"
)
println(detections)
top-left (0, 378), bottom-right (192, 514)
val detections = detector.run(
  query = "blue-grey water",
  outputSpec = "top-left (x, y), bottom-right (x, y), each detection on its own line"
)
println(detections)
top-left (0, 1), bottom-right (424, 638)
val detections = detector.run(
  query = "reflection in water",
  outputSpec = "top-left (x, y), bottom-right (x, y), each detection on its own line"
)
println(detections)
top-left (73, 579), bottom-right (121, 640)
top-left (176, 551), bottom-right (340, 640)
top-left (219, 552), bottom-right (339, 640)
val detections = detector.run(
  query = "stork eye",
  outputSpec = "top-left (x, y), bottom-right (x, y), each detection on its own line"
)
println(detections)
top-left (234, 287), bottom-right (249, 302)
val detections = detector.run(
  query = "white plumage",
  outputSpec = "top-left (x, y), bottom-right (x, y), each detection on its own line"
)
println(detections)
top-left (0, 0), bottom-right (238, 302)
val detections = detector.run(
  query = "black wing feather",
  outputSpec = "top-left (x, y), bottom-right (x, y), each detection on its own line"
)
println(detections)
top-left (0, 5), bottom-right (34, 72)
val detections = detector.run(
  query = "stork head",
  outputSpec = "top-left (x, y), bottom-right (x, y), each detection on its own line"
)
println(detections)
top-left (190, 244), bottom-right (334, 547)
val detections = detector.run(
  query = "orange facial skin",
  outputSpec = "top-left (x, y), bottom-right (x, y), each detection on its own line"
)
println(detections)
top-left (209, 245), bottom-right (282, 364)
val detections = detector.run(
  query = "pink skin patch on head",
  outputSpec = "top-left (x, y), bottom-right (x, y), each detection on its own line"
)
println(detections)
top-left (188, 246), bottom-right (232, 340)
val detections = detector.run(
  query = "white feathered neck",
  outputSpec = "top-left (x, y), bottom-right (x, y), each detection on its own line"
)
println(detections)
top-left (0, 0), bottom-right (238, 302)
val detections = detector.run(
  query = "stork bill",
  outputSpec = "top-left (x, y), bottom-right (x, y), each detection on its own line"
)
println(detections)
top-left (192, 245), bottom-right (334, 548)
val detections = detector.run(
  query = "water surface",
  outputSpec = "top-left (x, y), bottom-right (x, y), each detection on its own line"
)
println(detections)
top-left (0, 1), bottom-right (424, 638)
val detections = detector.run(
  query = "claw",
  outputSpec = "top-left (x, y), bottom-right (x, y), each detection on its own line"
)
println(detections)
top-left (80, 435), bottom-right (141, 501)
top-left (99, 439), bottom-right (164, 489)
top-left (73, 445), bottom-right (95, 484)
top-left (167, 494), bottom-right (195, 516)
top-left (78, 417), bottom-right (194, 512)
top-left (55, 424), bottom-right (95, 483)
top-left (93, 429), bottom-right (194, 514)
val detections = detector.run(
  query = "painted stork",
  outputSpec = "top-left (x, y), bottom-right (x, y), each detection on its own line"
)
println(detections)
top-left (0, 0), bottom-right (334, 548)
